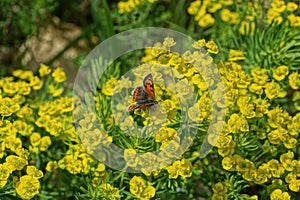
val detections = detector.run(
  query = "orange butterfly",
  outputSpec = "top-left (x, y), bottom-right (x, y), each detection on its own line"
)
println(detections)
top-left (127, 73), bottom-right (158, 111)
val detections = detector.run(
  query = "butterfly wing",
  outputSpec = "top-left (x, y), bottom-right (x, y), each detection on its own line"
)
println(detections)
top-left (127, 86), bottom-right (150, 111)
top-left (132, 86), bottom-right (149, 102)
top-left (143, 73), bottom-right (155, 99)
top-left (127, 73), bottom-right (157, 111)
top-left (127, 104), bottom-right (140, 111)
top-left (127, 102), bottom-right (157, 111)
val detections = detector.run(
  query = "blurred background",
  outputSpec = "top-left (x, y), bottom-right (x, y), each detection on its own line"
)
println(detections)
top-left (0, 0), bottom-right (204, 83)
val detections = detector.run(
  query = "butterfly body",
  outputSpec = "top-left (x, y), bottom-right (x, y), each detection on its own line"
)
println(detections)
top-left (128, 73), bottom-right (158, 111)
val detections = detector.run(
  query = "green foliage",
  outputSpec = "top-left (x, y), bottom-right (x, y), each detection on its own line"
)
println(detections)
top-left (245, 22), bottom-right (300, 70)
top-left (0, 0), bottom-right (58, 46)
top-left (1, 0), bottom-right (300, 200)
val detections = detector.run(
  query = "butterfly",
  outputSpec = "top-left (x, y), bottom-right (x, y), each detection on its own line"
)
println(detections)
top-left (127, 73), bottom-right (158, 111)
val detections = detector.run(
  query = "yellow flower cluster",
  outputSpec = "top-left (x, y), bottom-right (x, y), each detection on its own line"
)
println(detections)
top-left (165, 158), bottom-right (193, 179)
top-left (129, 176), bottom-right (155, 200)
top-left (187, 0), bottom-right (257, 35)
top-left (268, 0), bottom-right (300, 26)
top-left (98, 183), bottom-right (121, 200)
top-left (0, 64), bottom-right (114, 199)
top-left (119, 36), bottom-right (299, 198)
top-left (201, 41), bottom-right (300, 198)
top-left (187, 0), bottom-right (222, 28)
top-left (16, 166), bottom-right (43, 199)
top-left (118, 0), bottom-right (157, 13)
top-left (0, 64), bottom-right (66, 198)
top-left (188, 0), bottom-right (300, 35)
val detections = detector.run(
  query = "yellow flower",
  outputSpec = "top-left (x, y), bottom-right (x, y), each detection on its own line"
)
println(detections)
top-left (161, 138), bottom-right (180, 156)
top-left (221, 8), bottom-right (231, 22)
top-left (228, 49), bottom-right (245, 61)
top-left (45, 118), bottom-right (63, 136)
top-left (222, 156), bottom-right (234, 171)
top-left (46, 161), bottom-right (58, 172)
top-left (94, 163), bottom-right (106, 177)
top-left (270, 189), bottom-right (290, 200)
top-left (188, 103), bottom-right (202, 123)
top-left (139, 185), bottom-right (156, 200)
top-left (166, 158), bottom-right (193, 179)
top-left (99, 183), bottom-right (121, 200)
top-left (251, 67), bottom-right (269, 85)
top-left (102, 77), bottom-right (118, 96)
top-left (129, 176), bottom-right (144, 196)
top-left (254, 167), bottom-right (268, 184)
top-left (129, 176), bottom-right (155, 199)
top-left (16, 105), bottom-right (33, 119)
top-left (288, 113), bottom-right (300, 136)
top-left (271, 0), bottom-right (286, 12)
top-left (61, 156), bottom-right (82, 174)
top-left (268, 128), bottom-right (284, 145)
top-left (198, 13), bottom-right (215, 28)
top-left (35, 115), bottom-right (51, 127)
top-left (163, 37), bottom-right (176, 48)
top-left (287, 14), bottom-right (300, 26)
top-left (30, 132), bottom-right (41, 147)
top-left (13, 70), bottom-right (34, 80)
top-left (289, 179), bottom-right (300, 192)
top-left (52, 67), bottom-right (66, 83)
top-left (16, 175), bottom-right (40, 199)
top-left (160, 99), bottom-right (176, 116)
top-left (283, 136), bottom-right (297, 149)
top-left (220, 9), bottom-right (240, 24)
top-left (3, 82), bottom-right (19, 95)
top-left (4, 135), bottom-right (22, 152)
top-left (155, 127), bottom-right (176, 143)
top-left (178, 159), bottom-right (193, 178)
top-left (18, 81), bottom-right (31, 95)
top-left (0, 163), bottom-right (11, 182)
top-left (288, 72), bottom-right (300, 90)
top-left (267, 159), bottom-right (285, 178)
top-left (58, 96), bottom-right (74, 113)
top-left (30, 76), bottom-right (43, 90)
top-left (5, 155), bottom-right (28, 171)
top-left (212, 182), bottom-right (227, 194)
top-left (272, 65), bottom-right (289, 81)
top-left (187, 0), bottom-right (201, 15)
top-left (208, 3), bottom-right (222, 13)
top-left (267, 107), bottom-right (290, 128)
top-left (286, 2), bottom-right (298, 12)
top-left (264, 81), bottom-right (281, 99)
top-left (47, 84), bottom-right (64, 97)
top-left (117, 2), bottom-right (130, 13)
top-left (205, 40), bottom-right (219, 54)
top-left (249, 83), bottom-right (263, 95)
top-left (285, 173), bottom-right (296, 183)
top-left (192, 39), bottom-right (206, 49)
top-left (267, 8), bottom-right (281, 24)
top-left (175, 79), bottom-right (193, 99)
top-left (26, 166), bottom-right (43, 179)
top-left (124, 149), bottom-right (138, 168)
top-left (138, 152), bottom-right (157, 175)
top-left (38, 101), bottom-right (58, 116)
top-left (13, 120), bottom-right (29, 136)
top-left (39, 136), bottom-right (51, 151)
top-left (166, 160), bottom-right (180, 179)
top-left (39, 63), bottom-right (51, 77)
top-left (0, 97), bottom-right (15, 115)
top-left (16, 148), bottom-right (29, 160)
top-left (229, 114), bottom-right (249, 132)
